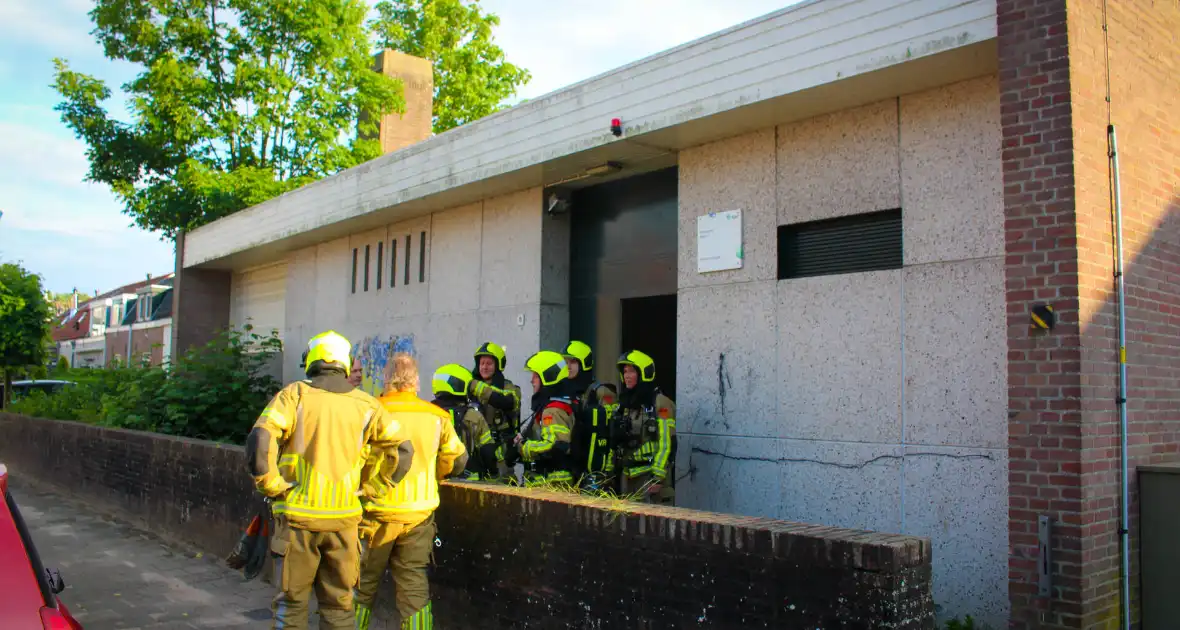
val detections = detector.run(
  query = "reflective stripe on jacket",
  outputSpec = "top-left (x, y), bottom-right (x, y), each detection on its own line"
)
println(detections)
top-left (362, 392), bottom-right (466, 524)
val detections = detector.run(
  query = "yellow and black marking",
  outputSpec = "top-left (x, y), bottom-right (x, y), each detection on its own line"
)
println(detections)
top-left (1031, 304), bottom-right (1056, 330)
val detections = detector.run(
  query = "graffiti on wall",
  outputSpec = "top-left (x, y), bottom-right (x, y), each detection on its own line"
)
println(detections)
top-left (351, 334), bottom-right (416, 397)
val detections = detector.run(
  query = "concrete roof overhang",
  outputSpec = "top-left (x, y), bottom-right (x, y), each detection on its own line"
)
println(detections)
top-left (185, 0), bottom-right (998, 272)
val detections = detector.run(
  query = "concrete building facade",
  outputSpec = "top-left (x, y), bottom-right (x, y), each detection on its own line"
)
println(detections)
top-left (172, 1), bottom-right (1178, 628)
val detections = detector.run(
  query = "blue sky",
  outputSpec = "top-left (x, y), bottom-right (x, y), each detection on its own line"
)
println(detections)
top-left (0, 0), bottom-right (796, 294)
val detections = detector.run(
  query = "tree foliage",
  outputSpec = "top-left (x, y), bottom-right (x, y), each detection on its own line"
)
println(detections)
top-left (12, 326), bottom-right (283, 444)
top-left (370, 0), bottom-right (530, 133)
top-left (54, 0), bottom-right (530, 239)
top-left (0, 263), bottom-right (52, 407)
top-left (53, 0), bottom-right (407, 239)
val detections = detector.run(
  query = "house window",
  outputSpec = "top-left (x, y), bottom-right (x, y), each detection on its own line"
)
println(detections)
top-left (777, 209), bottom-right (903, 280)
top-left (390, 239), bottom-right (398, 288)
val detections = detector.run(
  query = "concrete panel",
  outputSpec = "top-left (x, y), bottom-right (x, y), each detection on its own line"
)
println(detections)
top-left (903, 258), bottom-right (1006, 448)
top-left (538, 304), bottom-right (569, 354)
top-left (678, 129), bottom-right (777, 288)
top-left (900, 75), bottom-right (1003, 265)
top-left (777, 270), bottom-right (903, 443)
top-left (777, 99), bottom-right (901, 224)
top-left (678, 434), bottom-right (904, 534)
top-left (481, 188), bottom-right (543, 308)
top-left (902, 445), bottom-right (1008, 628)
top-left (382, 216), bottom-right (432, 319)
top-left (477, 305), bottom-right (542, 396)
top-left (540, 211), bottom-right (571, 307)
top-left (674, 433), bottom-right (784, 518)
top-left (676, 281), bottom-right (778, 437)
top-left (428, 202), bottom-right (483, 314)
top-left (313, 238), bottom-right (350, 334)
top-left (283, 247), bottom-right (317, 382)
top-left (285, 247), bottom-right (317, 340)
top-left (422, 312), bottom-right (481, 378)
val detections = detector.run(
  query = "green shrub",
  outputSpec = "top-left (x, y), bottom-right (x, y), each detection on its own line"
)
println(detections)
top-left (945, 615), bottom-right (976, 630)
top-left (12, 326), bottom-right (282, 444)
top-left (55, 356), bottom-right (69, 372)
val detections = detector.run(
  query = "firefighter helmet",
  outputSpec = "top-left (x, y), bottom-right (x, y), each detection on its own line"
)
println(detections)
top-left (562, 340), bottom-right (594, 372)
top-left (432, 364), bottom-right (473, 397)
top-left (474, 341), bottom-right (507, 372)
top-left (305, 331), bottom-right (352, 376)
top-left (617, 350), bottom-right (656, 383)
top-left (525, 351), bottom-right (569, 387)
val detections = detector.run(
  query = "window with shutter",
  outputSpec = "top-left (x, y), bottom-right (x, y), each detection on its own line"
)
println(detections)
top-left (777, 209), bottom-right (903, 280)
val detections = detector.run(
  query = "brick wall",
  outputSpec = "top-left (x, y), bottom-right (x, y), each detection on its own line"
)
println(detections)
top-left (0, 414), bottom-right (937, 629)
top-left (172, 231), bottom-right (232, 359)
top-left (105, 324), bottom-right (169, 366)
top-left (998, 1), bottom-right (1085, 627)
top-left (0, 413), bottom-right (261, 556)
top-left (1066, 2), bottom-right (1180, 629)
top-left (1000, 1), bottom-right (1180, 628)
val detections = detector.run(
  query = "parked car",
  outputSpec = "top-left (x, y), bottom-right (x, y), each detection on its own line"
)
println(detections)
top-left (0, 464), bottom-right (83, 629)
top-left (0, 380), bottom-right (76, 404)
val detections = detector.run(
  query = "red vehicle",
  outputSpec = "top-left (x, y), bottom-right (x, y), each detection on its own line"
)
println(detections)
top-left (0, 464), bottom-right (83, 629)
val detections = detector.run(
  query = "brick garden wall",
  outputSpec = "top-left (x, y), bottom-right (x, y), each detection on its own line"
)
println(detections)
top-left (999, 1), bottom-right (1180, 628)
top-left (0, 414), bottom-right (937, 629)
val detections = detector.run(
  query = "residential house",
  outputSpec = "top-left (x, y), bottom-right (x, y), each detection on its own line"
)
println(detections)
top-left (54, 274), bottom-right (175, 367)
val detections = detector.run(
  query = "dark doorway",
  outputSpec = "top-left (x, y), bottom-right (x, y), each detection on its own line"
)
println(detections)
top-left (620, 294), bottom-right (677, 398)
top-left (568, 167), bottom-right (678, 393)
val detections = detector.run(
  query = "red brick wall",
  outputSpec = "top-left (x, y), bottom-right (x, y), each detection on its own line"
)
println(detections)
top-left (171, 231), bottom-right (232, 358)
top-left (998, 1), bottom-right (1084, 627)
top-left (104, 325), bottom-right (168, 366)
top-left (1067, 2), bottom-right (1180, 628)
top-left (0, 414), bottom-right (939, 629)
top-left (1001, 1), bottom-right (1180, 628)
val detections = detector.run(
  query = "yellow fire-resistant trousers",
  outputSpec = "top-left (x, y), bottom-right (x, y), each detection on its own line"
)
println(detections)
top-left (354, 515), bottom-right (436, 630)
top-left (270, 523), bottom-right (361, 630)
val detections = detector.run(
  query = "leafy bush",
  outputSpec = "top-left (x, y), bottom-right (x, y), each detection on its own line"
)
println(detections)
top-left (11, 326), bottom-right (282, 444)
top-left (945, 615), bottom-right (977, 630)
top-left (55, 356), bottom-right (69, 372)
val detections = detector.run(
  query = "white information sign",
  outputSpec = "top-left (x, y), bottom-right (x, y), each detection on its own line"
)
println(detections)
top-left (696, 209), bottom-right (743, 273)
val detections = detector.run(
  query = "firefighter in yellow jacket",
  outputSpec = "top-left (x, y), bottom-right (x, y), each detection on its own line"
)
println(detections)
top-left (355, 353), bottom-right (467, 630)
top-left (562, 340), bottom-right (619, 486)
top-left (614, 350), bottom-right (677, 504)
top-left (512, 350), bottom-right (576, 485)
top-left (432, 363), bottom-right (501, 480)
top-left (246, 331), bottom-right (413, 630)
top-left (467, 342), bottom-right (521, 463)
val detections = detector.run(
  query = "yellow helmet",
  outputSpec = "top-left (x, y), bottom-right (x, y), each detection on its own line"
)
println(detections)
top-left (474, 341), bottom-right (507, 372)
top-left (562, 340), bottom-right (594, 371)
top-left (617, 350), bottom-right (656, 383)
top-left (306, 331), bottom-right (352, 375)
top-left (525, 350), bottom-right (569, 387)
top-left (432, 364), bottom-right (473, 397)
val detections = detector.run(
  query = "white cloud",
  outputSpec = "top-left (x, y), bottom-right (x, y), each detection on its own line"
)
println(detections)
top-left (0, 120), bottom-right (96, 191)
top-left (0, 0), bottom-right (96, 55)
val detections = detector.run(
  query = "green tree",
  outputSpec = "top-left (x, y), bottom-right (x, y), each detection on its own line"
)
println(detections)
top-left (0, 263), bottom-right (52, 408)
top-left (370, 0), bottom-right (530, 133)
top-left (52, 0), bottom-right (407, 239)
top-left (48, 291), bottom-right (91, 316)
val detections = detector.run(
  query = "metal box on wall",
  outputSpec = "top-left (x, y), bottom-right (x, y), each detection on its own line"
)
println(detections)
top-left (1140, 462), bottom-right (1180, 629)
